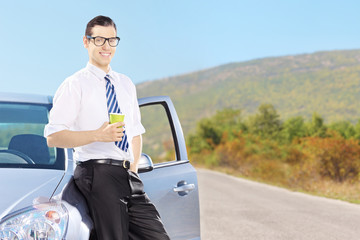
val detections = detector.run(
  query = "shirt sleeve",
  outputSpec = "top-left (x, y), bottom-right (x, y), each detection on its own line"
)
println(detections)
top-left (131, 85), bottom-right (146, 137)
top-left (44, 77), bottom-right (81, 137)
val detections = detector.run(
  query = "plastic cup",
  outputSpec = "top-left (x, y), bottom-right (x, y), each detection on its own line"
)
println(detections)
top-left (109, 113), bottom-right (125, 124)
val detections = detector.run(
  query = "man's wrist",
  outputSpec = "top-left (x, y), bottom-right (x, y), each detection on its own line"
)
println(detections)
top-left (92, 129), bottom-right (100, 142)
top-left (130, 162), bottom-right (139, 173)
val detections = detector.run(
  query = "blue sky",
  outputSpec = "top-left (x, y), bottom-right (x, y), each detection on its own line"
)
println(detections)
top-left (1, 0), bottom-right (359, 95)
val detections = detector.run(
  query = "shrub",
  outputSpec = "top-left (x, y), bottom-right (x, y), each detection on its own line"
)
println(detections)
top-left (216, 133), bottom-right (246, 169)
top-left (304, 134), bottom-right (360, 182)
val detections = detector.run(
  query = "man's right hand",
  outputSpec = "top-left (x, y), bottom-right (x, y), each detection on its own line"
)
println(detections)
top-left (96, 122), bottom-right (125, 142)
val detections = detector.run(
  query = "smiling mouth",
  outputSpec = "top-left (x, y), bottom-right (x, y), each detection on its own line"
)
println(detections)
top-left (100, 52), bottom-right (111, 57)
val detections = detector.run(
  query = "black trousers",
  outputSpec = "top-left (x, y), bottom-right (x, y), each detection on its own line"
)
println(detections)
top-left (74, 161), bottom-right (170, 240)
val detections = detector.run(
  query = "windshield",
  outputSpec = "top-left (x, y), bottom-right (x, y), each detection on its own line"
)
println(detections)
top-left (0, 102), bottom-right (64, 170)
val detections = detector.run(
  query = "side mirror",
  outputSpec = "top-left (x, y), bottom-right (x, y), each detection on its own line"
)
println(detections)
top-left (138, 153), bottom-right (154, 173)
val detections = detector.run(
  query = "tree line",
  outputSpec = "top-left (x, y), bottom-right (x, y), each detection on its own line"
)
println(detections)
top-left (187, 104), bottom-right (360, 198)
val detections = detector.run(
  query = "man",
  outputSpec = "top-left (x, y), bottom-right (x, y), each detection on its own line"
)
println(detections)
top-left (44, 15), bottom-right (170, 240)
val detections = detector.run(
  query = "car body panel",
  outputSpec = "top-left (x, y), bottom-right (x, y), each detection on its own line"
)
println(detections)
top-left (0, 92), bottom-right (52, 104)
top-left (0, 169), bottom-right (64, 219)
top-left (141, 161), bottom-right (200, 239)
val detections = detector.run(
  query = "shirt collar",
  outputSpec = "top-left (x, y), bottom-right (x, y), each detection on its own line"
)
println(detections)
top-left (86, 62), bottom-right (114, 81)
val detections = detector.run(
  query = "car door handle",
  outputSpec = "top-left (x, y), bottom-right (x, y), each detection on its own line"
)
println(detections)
top-left (173, 184), bottom-right (195, 192)
top-left (173, 181), bottom-right (195, 196)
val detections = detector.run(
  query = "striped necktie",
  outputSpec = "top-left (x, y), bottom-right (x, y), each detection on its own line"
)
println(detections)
top-left (105, 75), bottom-right (129, 152)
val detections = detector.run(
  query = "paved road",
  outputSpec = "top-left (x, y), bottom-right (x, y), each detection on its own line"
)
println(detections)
top-left (197, 168), bottom-right (360, 240)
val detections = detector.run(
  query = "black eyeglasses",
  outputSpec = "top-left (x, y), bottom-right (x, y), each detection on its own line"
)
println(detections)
top-left (86, 36), bottom-right (120, 47)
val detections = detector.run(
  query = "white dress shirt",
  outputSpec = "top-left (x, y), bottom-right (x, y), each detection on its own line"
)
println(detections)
top-left (44, 63), bottom-right (145, 162)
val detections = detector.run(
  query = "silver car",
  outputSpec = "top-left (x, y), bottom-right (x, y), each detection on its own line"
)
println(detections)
top-left (0, 93), bottom-right (200, 240)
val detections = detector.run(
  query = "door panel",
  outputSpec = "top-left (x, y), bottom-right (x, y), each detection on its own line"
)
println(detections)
top-left (140, 162), bottom-right (200, 239)
top-left (138, 96), bottom-right (201, 239)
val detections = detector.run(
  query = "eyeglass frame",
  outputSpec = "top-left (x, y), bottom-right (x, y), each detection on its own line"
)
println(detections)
top-left (86, 35), bottom-right (120, 47)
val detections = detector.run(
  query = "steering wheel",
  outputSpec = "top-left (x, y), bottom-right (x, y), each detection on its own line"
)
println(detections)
top-left (1, 149), bottom-right (35, 164)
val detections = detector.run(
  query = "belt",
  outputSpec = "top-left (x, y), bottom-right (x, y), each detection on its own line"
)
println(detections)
top-left (77, 159), bottom-right (130, 169)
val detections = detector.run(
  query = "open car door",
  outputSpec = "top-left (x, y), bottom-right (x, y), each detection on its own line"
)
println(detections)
top-left (138, 96), bottom-right (201, 240)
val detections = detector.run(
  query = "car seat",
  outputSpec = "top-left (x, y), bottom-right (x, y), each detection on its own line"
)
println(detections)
top-left (8, 134), bottom-right (50, 164)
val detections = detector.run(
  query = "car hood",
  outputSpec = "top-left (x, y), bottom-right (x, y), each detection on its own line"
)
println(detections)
top-left (0, 168), bottom-right (65, 220)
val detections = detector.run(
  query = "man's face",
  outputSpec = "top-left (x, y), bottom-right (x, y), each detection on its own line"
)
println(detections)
top-left (83, 25), bottom-right (117, 72)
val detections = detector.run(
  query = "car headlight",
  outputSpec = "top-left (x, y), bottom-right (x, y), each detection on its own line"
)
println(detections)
top-left (0, 202), bottom-right (68, 240)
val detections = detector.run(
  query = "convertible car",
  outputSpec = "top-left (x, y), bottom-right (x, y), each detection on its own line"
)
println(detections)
top-left (0, 93), bottom-right (200, 240)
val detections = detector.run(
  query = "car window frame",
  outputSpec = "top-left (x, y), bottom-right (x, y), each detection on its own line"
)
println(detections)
top-left (0, 101), bottom-right (65, 170)
top-left (139, 96), bottom-right (189, 169)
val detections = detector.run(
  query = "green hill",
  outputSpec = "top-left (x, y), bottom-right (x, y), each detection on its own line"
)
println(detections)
top-left (137, 49), bottom-right (360, 138)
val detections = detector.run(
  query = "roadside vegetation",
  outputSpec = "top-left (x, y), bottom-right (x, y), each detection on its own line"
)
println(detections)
top-left (187, 105), bottom-right (360, 203)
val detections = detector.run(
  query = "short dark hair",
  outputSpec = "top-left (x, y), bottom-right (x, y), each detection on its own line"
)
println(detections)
top-left (85, 15), bottom-right (117, 36)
